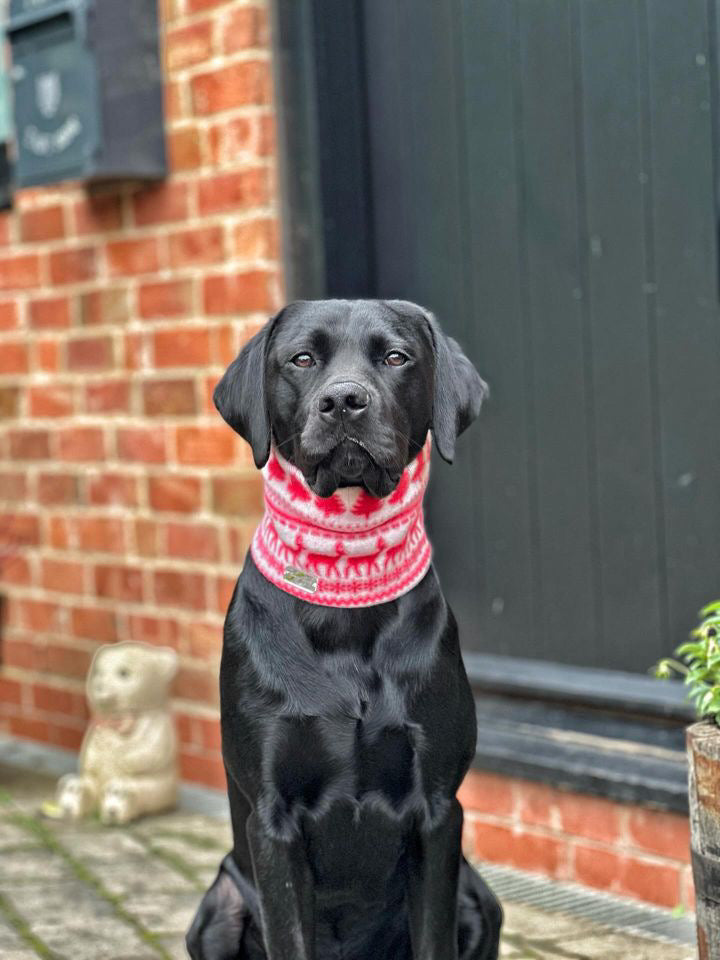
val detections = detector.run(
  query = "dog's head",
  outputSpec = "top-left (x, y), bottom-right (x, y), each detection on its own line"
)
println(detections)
top-left (214, 299), bottom-right (487, 498)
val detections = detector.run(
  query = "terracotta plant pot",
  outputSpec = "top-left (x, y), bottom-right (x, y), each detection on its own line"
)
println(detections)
top-left (688, 720), bottom-right (720, 958)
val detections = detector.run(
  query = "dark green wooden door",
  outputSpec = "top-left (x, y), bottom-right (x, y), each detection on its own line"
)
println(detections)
top-left (362, 0), bottom-right (720, 672)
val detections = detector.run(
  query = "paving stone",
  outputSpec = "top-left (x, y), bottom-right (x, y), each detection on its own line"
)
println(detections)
top-left (0, 917), bottom-right (28, 950)
top-left (147, 834), bottom-right (227, 871)
top-left (101, 857), bottom-right (198, 897)
top-left (32, 914), bottom-right (153, 960)
top-left (53, 827), bottom-right (148, 863)
top-left (0, 849), bottom-right (73, 886)
top-left (0, 818), bottom-right (40, 852)
top-left (158, 932), bottom-right (193, 959)
top-left (121, 889), bottom-right (200, 935)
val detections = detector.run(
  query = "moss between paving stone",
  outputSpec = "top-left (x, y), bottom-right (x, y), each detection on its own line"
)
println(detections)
top-left (8, 811), bottom-right (174, 960)
top-left (0, 889), bottom-right (58, 960)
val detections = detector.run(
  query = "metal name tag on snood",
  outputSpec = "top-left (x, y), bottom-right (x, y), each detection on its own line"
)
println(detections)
top-left (250, 438), bottom-right (433, 607)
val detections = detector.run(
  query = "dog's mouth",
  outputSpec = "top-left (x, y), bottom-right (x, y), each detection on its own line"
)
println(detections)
top-left (300, 437), bottom-right (402, 499)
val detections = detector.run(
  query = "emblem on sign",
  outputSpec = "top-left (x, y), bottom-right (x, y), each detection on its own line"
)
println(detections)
top-left (35, 71), bottom-right (61, 120)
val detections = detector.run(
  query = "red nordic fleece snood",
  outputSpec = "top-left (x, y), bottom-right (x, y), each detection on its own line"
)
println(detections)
top-left (250, 437), bottom-right (433, 607)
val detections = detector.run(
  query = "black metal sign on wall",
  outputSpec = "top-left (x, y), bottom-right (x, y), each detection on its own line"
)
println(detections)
top-left (273, 0), bottom-right (720, 678)
top-left (7, 0), bottom-right (165, 187)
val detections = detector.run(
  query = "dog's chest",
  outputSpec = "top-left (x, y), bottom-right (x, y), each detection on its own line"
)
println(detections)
top-left (259, 677), bottom-right (441, 842)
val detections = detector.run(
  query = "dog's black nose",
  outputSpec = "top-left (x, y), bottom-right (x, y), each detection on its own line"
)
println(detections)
top-left (319, 381), bottom-right (370, 420)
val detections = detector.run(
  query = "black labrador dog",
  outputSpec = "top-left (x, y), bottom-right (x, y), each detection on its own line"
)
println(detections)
top-left (186, 299), bottom-right (502, 960)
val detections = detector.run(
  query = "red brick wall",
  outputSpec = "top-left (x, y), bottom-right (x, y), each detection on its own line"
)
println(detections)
top-left (459, 771), bottom-right (693, 911)
top-left (0, 0), bottom-right (281, 789)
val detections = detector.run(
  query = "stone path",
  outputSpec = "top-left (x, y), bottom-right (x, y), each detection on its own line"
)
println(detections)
top-left (0, 762), bottom-right (695, 960)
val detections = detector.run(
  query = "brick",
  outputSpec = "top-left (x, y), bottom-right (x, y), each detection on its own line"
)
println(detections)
top-left (167, 522), bottom-right (220, 561)
top-left (557, 792), bottom-right (624, 846)
top-left (215, 574), bottom-right (236, 613)
top-left (458, 771), bottom-right (516, 819)
top-left (0, 253), bottom-right (41, 289)
top-left (186, 620), bottom-right (222, 659)
top-left (187, 0), bottom-right (229, 11)
top-left (222, 5), bottom-right (268, 52)
top-left (192, 60), bottom-right (270, 115)
top-left (32, 683), bottom-right (84, 718)
top-left (148, 475), bottom-right (202, 513)
top-left (234, 217), bottom-right (277, 260)
top-left (154, 328), bottom-right (210, 368)
top-left (87, 472), bottom-right (138, 507)
top-left (227, 522), bottom-right (256, 563)
top-left (211, 473), bottom-right (263, 516)
top-left (175, 665), bottom-right (219, 704)
top-left (57, 427), bottom-right (105, 461)
top-left (49, 516), bottom-right (69, 549)
top-left (180, 751), bottom-right (226, 790)
top-left (20, 205), bottom-right (65, 242)
top-left (42, 558), bottom-right (85, 594)
top-left (45, 642), bottom-right (93, 679)
top-left (49, 247), bottom-right (97, 284)
top-left (177, 425), bottom-right (235, 466)
top-left (132, 183), bottom-right (190, 227)
top-left (75, 517), bottom-right (126, 554)
top-left (67, 335), bottom-right (113, 370)
top-left (107, 237), bottom-right (162, 276)
top-left (143, 378), bottom-right (197, 416)
top-left (117, 427), bottom-right (167, 464)
top-left (474, 823), bottom-right (565, 877)
top-left (168, 127), bottom-right (203, 172)
top-left (29, 296), bottom-right (72, 330)
top-left (37, 472), bottom-right (79, 505)
top-left (2, 554), bottom-right (32, 585)
top-left (208, 116), bottom-right (254, 166)
top-left (0, 471), bottom-right (27, 500)
top-left (0, 677), bottom-right (23, 708)
top-left (9, 716), bottom-right (52, 743)
top-left (9, 429), bottom-right (50, 460)
top-left (127, 614), bottom-right (181, 648)
top-left (95, 563), bottom-right (144, 603)
top-left (197, 168), bottom-right (268, 215)
top-left (155, 569), bottom-right (207, 610)
top-left (166, 19), bottom-right (214, 70)
top-left (0, 512), bottom-right (40, 546)
top-left (626, 808), bottom-right (691, 863)
top-left (169, 226), bottom-right (225, 267)
top-left (134, 518), bottom-right (159, 557)
top-left (0, 212), bottom-right (11, 246)
top-left (85, 380), bottom-right (130, 413)
top-left (74, 194), bottom-right (123, 234)
top-left (123, 332), bottom-right (147, 370)
top-left (0, 341), bottom-right (28, 374)
top-left (80, 288), bottom-right (128, 326)
top-left (0, 386), bottom-right (19, 417)
top-left (165, 79), bottom-right (185, 122)
top-left (18, 598), bottom-right (60, 632)
top-left (138, 279), bottom-right (194, 319)
top-left (33, 338), bottom-right (60, 372)
top-left (0, 301), bottom-right (18, 330)
top-left (29, 384), bottom-right (74, 418)
top-left (204, 270), bottom-right (273, 314)
top-left (620, 857), bottom-right (682, 908)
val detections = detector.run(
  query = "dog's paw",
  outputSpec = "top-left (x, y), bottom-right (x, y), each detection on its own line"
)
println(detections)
top-left (100, 779), bottom-right (135, 825)
top-left (186, 855), bottom-right (249, 960)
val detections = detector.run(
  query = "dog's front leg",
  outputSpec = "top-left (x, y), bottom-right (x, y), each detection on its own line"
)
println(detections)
top-left (407, 798), bottom-right (464, 960)
top-left (246, 812), bottom-right (315, 960)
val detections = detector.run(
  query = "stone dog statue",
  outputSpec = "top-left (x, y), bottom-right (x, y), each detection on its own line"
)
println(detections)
top-left (55, 642), bottom-right (179, 825)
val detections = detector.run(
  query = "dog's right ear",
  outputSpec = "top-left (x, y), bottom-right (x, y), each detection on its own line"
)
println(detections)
top-left (213, 309), bottom-right (283, 468)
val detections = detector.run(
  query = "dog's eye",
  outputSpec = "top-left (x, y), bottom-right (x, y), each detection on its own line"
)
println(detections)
top-left (291, 353), bottom-right (315, 368)
top-left (384, 351), bottom-right (408, 367)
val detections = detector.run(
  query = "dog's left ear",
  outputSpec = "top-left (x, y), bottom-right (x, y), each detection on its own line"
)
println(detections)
top-left (425, 311), bottom-right (488, 464)
top-left (213, 309), bottom-right (284, 468)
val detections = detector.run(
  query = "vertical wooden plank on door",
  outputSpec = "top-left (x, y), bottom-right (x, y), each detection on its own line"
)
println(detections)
top-left (580, 0), bottom-right (663, 673)
top-left (517, 0), bottom-right (598, 665)
top-left (363, 0), bottom-right (483, 636)
top-left (646, 0), bottom-right (720, 652)
top-left (459, 0), bottom-right (536, 657)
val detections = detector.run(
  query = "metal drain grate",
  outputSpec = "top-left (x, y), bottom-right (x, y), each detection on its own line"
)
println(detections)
top-left (478, 860), bottom-right (696, 947)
